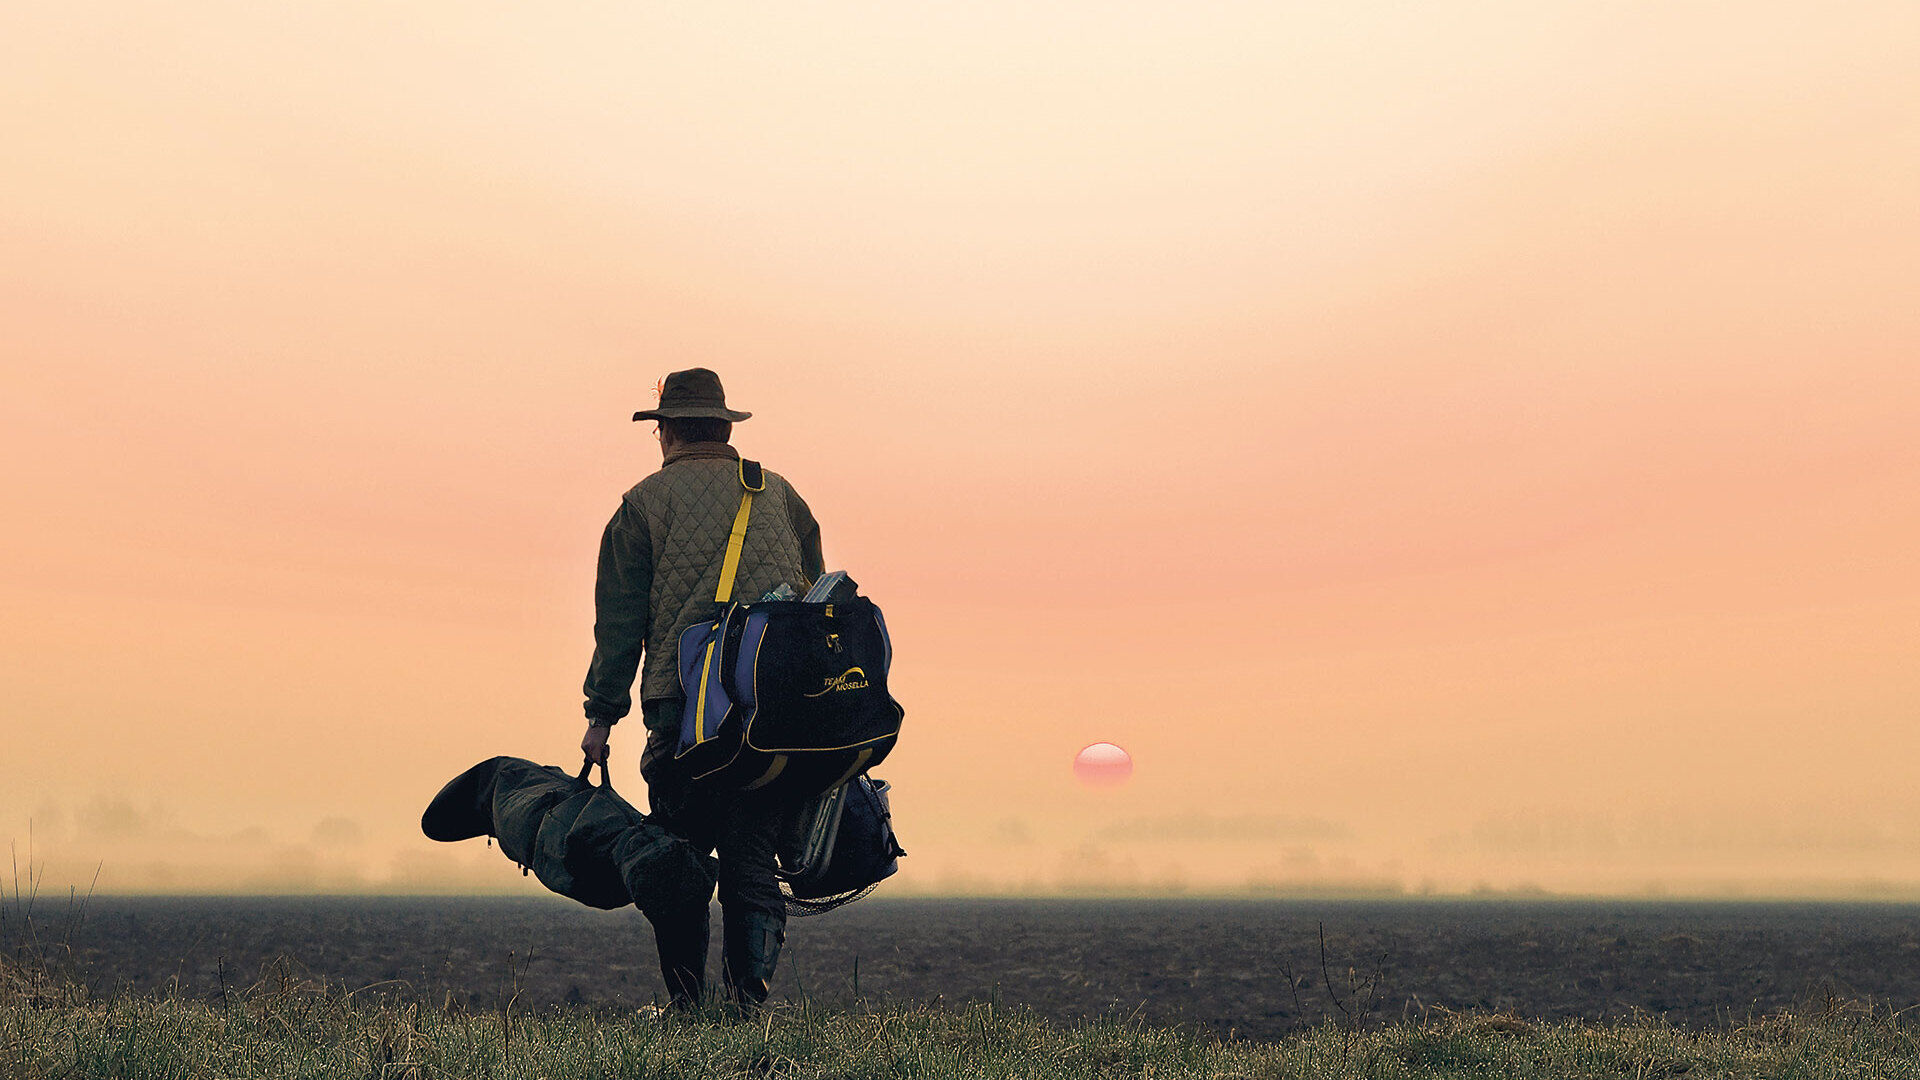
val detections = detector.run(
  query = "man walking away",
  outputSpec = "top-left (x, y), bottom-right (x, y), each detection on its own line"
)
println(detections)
top-left (578, 368), bottom-right (824, 1010)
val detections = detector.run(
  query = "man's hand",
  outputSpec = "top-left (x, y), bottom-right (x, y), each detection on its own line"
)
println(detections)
top-left (581, 722), bottom-right (611, 765)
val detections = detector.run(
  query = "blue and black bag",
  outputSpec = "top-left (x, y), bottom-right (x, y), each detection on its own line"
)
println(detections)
top-left (674, 460), bottom-right (904, 798)
top-left (778, 774), bottom-right (905, 915)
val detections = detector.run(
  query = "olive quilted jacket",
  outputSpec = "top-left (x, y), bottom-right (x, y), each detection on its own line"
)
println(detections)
top-left (583, 442), bottom-right (825, 728)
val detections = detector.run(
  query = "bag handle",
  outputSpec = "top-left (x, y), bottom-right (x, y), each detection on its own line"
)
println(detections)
top-left (576, 756), bottom-right (612, 789)
top-left (712, 459), bottom-right (764, 606)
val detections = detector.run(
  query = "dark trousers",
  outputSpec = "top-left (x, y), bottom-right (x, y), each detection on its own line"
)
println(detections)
top-left (639, 711), bottom-right (787, 1005)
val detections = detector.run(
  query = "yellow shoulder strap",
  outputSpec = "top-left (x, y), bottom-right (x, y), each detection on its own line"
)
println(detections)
top-left (713, 459), bottom-right (763, 605)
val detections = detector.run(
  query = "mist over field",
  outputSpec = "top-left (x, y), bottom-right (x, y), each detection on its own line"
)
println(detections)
top-left (16, 797), bottom-right (1920, 901)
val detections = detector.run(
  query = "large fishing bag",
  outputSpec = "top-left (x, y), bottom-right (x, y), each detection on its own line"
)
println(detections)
top-left (674, 460), bottom-right (904, 798)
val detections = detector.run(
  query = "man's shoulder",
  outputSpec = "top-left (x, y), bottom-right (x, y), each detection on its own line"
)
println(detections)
top-left (621, 457), bottom-right (773, 511)
top-left (761, 466), bottom-right (801, 494)
top-left (629, 459), bottom-right (801, 491)
top-left (618, 473), bottom-right (656, 510)
top-left (754, 468), bottom-right (811, 516)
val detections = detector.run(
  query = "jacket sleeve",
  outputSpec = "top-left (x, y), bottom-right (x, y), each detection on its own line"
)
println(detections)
top-left (582, 501), bottom-right (653, 724)
top-left (787, 486), bottom-right (826, 586)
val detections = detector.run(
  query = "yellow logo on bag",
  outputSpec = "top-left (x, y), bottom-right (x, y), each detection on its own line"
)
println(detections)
top-left (805, 666), bottom-right (870, 697)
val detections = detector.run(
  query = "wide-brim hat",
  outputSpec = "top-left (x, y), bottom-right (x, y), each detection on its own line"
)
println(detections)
top-left (632, 367), bottom-right (752, 423)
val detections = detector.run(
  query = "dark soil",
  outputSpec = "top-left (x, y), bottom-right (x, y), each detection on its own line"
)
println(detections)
top-left (23, 897), bottom-right (1920, 1040)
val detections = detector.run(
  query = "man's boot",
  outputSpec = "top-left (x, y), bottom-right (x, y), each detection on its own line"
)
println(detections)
top-left (647, 901), bottom-right (710, 1010)
top-left (721, 909), bottom-right (785, 1008)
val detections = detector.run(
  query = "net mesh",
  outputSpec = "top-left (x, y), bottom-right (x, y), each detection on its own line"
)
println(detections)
top-left (782, 881), bottom-right (880, 917)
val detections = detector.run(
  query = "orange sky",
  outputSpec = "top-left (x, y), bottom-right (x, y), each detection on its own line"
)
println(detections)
top-left (4, 1), bottom-right (1918, 898)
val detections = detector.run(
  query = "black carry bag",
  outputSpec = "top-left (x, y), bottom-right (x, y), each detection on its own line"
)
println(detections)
top-left (776, 774), bottom-right (906, 915)
top-left (421, 755), bottom-right (716, 917)
top-left (674, 462), bottom-right (904, 799)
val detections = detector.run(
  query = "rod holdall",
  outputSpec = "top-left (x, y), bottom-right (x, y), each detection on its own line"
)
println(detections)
top-left (674, 462), bottom-right (904, 799)
top-left (420, 754), bottom-right (716, 917)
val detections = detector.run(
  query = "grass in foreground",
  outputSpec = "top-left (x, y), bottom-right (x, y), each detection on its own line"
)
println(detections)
top-left (5, 956), bottom-right (1919, 1079)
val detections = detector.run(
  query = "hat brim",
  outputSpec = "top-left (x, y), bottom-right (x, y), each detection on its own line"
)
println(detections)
top-left (633, 406), bottom-right (752, 422)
